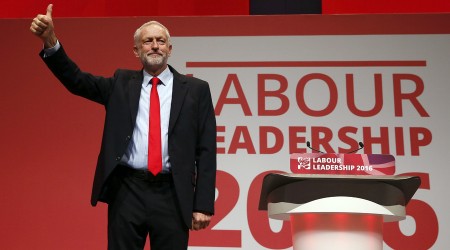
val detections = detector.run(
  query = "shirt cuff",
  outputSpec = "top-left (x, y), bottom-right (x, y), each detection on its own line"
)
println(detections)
top-left (43, 40), bottom-right (61, 58)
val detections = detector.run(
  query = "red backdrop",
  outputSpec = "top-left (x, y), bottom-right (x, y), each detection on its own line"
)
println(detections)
top-left (322, 0), bottom-right (450, 14)
top-left (1, 14), bottom-right (449, 249)
top-left (2, 0), bottom-right (450, 18)
top-left (1, 0), bottom-right (249, 18)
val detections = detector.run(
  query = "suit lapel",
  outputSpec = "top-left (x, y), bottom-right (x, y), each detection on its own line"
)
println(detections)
top-left (169, 65), bottom-right (188, 134)
top-left (126, 66), bottom-right (187, 133)
top-left (127, 71), bottom-right (143, 125)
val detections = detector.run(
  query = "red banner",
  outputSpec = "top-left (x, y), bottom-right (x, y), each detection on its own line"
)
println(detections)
top-left (291, 153), bottom-right (396, 175)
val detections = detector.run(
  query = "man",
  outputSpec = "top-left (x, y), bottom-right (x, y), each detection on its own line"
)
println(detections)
top-left (30, 4), bottom-right (217, 250)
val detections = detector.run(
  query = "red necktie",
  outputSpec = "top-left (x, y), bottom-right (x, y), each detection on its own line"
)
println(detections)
top-left (148, 77), bottom-right (162, 175)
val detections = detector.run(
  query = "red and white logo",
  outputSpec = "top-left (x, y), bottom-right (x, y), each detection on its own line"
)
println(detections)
top-left (297, 157), bottom-right (311, 170)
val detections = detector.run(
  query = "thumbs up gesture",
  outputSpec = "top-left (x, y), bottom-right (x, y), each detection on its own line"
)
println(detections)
top-left (30, 4), bottom-right (57, 48)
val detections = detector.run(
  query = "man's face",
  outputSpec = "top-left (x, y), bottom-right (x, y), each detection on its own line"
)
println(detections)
top-left (133, 24), bottom-right (172, 74)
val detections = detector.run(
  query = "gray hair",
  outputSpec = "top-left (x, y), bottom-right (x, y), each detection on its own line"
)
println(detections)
top-left (133, 21), bottom-right (171, 46)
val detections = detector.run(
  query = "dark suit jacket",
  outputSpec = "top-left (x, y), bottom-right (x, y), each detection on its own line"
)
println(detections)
top-left (41, 45), bottom-right (217, 227)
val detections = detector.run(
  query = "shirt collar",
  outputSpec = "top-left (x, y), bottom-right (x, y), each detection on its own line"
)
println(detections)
top-left (143, 66), bottom-right (172, 86)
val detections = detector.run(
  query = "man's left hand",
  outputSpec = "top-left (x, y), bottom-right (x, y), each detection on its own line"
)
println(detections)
top-left (191, 212), bottom-right (212, 231)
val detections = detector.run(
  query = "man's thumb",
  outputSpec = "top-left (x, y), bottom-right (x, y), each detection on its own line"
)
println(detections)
top-left (46, 4), bottom-right (53, 17)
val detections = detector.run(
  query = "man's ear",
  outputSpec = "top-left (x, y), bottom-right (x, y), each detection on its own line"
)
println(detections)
top-left (133, 46), bottom-right (139, 57)
top-left (168, 44), bottom-right (173, 57)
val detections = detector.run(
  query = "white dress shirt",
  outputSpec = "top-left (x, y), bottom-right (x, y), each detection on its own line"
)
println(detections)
top-left (121, 67), bottom-right (173, 172)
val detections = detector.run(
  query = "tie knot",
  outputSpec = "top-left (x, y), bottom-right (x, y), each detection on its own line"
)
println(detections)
top-left (151, 77), bottom-right (159, 86)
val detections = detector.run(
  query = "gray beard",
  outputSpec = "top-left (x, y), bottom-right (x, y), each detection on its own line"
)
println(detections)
top-left (142, 54), bottom-right (164, 68)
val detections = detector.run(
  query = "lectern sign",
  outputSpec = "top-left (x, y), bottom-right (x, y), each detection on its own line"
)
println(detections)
top-left (290, 153), bottom-right (395, 175)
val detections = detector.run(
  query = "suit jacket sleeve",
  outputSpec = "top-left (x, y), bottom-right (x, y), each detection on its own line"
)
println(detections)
top-left (40, 44), bottom-right (114, 105)
top-left (193, 80), bottom-right (217, 215)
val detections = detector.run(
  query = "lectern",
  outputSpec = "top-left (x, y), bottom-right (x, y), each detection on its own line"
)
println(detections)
top-left (259, 154), bottom-right (421, 250)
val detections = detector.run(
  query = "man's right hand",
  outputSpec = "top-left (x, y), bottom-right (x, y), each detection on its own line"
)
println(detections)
top-left (30, 4), bottom-right (57, 48)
